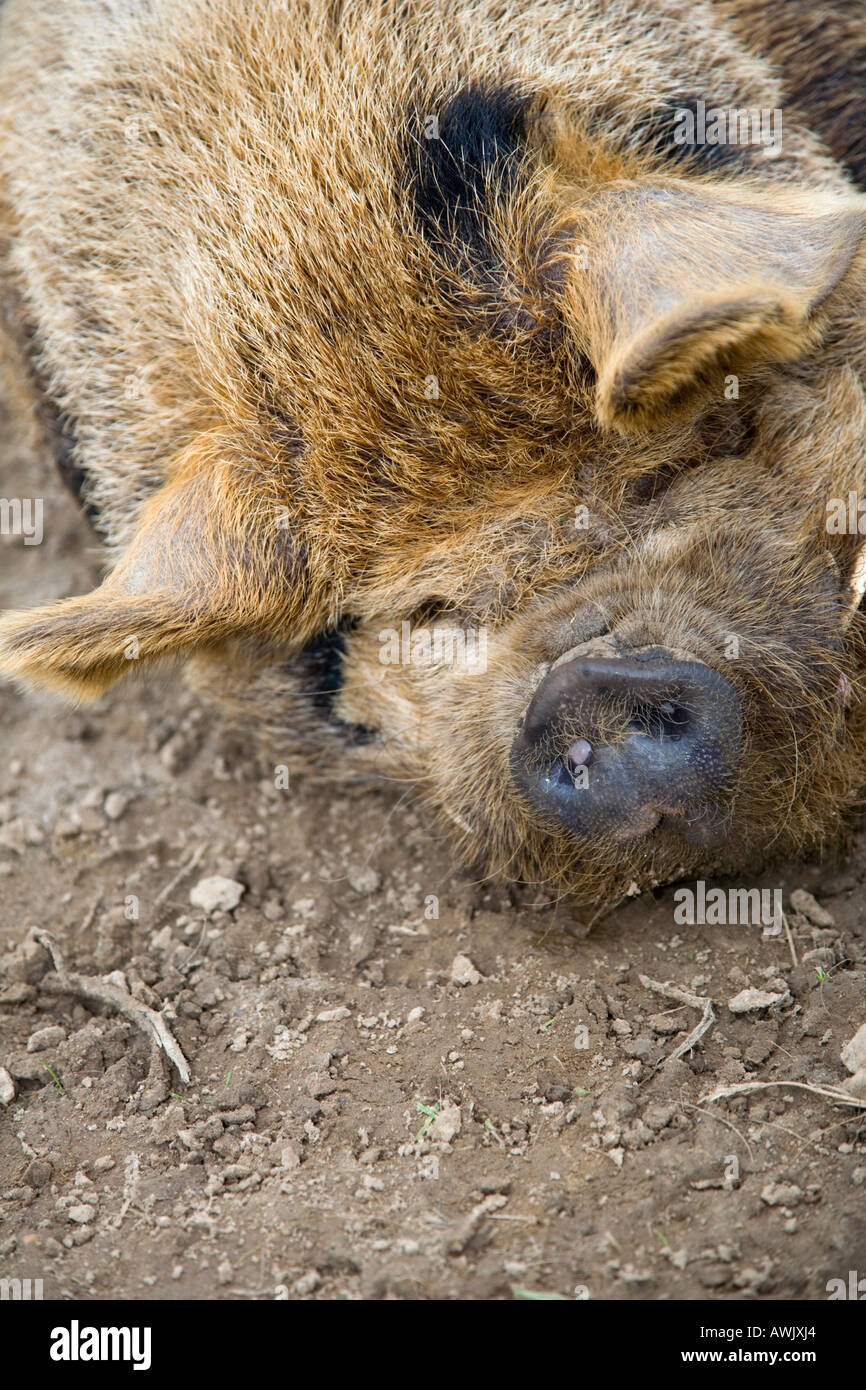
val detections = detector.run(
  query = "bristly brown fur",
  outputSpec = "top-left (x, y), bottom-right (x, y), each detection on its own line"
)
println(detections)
top-left (2, 0), bottom-right (866, 905)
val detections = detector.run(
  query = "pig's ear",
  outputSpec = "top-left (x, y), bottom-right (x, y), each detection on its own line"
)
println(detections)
top-left (0, 433), bottom-right (302, 700)
top-left (567, 182), bottom-right (866, 431)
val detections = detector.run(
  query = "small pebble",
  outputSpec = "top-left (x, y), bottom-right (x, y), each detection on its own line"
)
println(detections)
top-left (348, 866), bottom-right (380, 895)
top-left (428, 1102), bottom-right (462, 1144)
top-left (23, 1161), bottom-right (53, 1189)
top-left (280, 1144), bottom-right (301, 1171)
top-left (292, 1270), bottom-right (321, 1296)
top-left (789, 888), bottom-right (835, 927)
top-left (316, 1006), bottom-right (351, 1023)
top-left (67, 1204), bottom-right (97, 1224)
top-left (450, 953), bottom-right (481, 987)
top-left (26, 1025), bottom-right (67, 1053)
top-left (760, 1182), bottom-right (802, 1208)
top-left (189, 875), bottom-right (245, 915)
top-left (0, 1068), bottom-right (16, 1106)
top-left (104, 790), bottom-right (131, 821)
top-left (728, 988), bottom-right (789, 1014)
top-left (841, 1022), bottom-right (866, 1075)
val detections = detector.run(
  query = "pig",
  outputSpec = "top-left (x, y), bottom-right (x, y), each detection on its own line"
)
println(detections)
top-left (1, 0), bottom-right (866, 907)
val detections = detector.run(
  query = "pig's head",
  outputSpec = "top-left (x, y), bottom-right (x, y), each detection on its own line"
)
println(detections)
top-left (318, 356), bottom-right (866, 906)
top-left (277, 172), bottom-right (866, 904)
top-left (3, 80), bottom-right (866, 905)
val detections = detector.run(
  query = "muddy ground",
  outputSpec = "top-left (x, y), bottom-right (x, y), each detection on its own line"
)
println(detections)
top-left (1, 399), bottom-right (865, 1303)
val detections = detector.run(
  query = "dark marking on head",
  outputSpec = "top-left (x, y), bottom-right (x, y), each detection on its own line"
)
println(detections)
top-left (646, 95), bottom-right (757, 172)
top-left (591, 94), bottom-right (758, 175)
top-left (407, 83), bottom-right (529, 278)
top-left (718, 1), bottom-right (866, 191)
top-left (297, 618), bottom-right (376, 745)
top-left (786, 67), bottom-right (866, 190)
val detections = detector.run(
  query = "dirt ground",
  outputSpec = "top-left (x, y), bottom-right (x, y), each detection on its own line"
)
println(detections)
top-left (1, 398), bottom-right (866, 1303)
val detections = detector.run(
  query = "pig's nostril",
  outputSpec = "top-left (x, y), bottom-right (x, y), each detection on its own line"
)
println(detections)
top-left (626, 698), bottom-right (689, 741)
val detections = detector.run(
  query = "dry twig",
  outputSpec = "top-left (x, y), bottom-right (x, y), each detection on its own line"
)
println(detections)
top-left (154, 842), bottom-right (206, 907)
top-left (700, 1078), bottom-right (866, 1110)
top-left (639, 973), bottom-right (716, 1062)
top-left (33, 929), bottom-right (191, 1084)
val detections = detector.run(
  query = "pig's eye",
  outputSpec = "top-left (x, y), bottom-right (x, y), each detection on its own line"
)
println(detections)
top-left (629, 464), bottom-right (683, 503)
top-left (296, 620), bottom-right (376, 745)
top-left (627, 457), bottom-right (708, 504)
top-left (406, 599), bottom-right (448, 626)
top-left (698, 404), bottom-right (756, 460)
top-left (629, 403), bottom-right (756, 504)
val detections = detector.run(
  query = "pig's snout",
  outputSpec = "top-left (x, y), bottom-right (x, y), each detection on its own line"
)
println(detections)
top-left (510, 648), bottom-right (742, 846)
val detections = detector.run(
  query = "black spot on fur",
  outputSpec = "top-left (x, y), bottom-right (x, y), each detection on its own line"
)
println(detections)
top-left (407, 83), bottom-right (529, 275)
top-left (42, 403), bottom-right (93, 519)
top-left (725, 0), bottom-right (866, 191)
top-left (300, 624), bottom-right (350, 712)
top-left (630, 94), bottom-right (758, 173)
top-left (0, 293), bottom-right (100, 527)
top-left (298, 619), bottom-right (375, 745)
top-left (787, 67), bottom-right (866, 190)
top-left (588, 94), bottom-right (757, 175)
